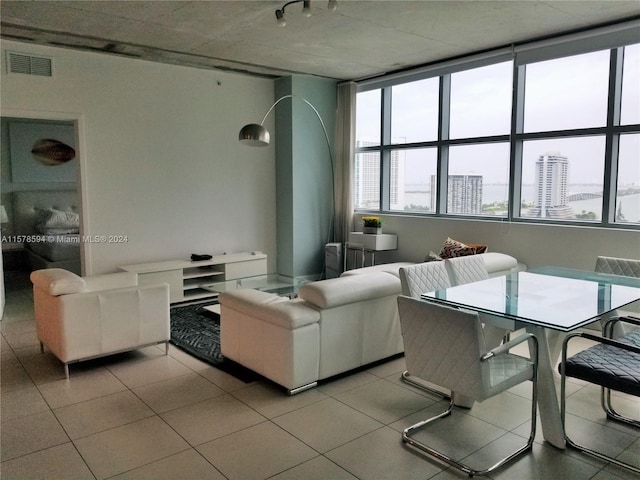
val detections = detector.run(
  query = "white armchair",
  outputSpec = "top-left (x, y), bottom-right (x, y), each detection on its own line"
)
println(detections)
top-left (31, 268), bottom-right (170, 378)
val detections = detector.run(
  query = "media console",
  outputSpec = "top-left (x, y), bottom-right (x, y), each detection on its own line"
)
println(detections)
top-left (120, 252), bottom-right (267, 304)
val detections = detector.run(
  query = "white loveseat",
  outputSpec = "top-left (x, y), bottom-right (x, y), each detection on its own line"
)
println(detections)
top-left (219, 252), bottom-right (523, 394)
top-left (31, 268), bottom-right (170, 378)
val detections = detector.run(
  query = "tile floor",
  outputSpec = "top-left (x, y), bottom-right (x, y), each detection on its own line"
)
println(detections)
top-left (1, 270), bottom-right (639, 479)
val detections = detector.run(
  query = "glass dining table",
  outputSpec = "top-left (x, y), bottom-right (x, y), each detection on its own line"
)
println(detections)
top-left (422, 266), bottom-right (640, 449)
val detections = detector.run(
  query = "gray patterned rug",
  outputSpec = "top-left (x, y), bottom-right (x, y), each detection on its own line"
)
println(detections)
top-left (169, 301), bottom-right (258, 382)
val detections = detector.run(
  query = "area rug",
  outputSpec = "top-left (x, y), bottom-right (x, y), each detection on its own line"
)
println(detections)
top-left (169, 301), bottom-right (258, 383)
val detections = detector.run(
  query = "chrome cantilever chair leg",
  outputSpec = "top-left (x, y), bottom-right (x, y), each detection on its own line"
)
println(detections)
top-left (401, 370), bottom-right (450, 400)
top-left (599, 317), bottom-right (640, 428)
top-left (403, 386), bottom-right (538, 477)
top-left (601, 387), bottom-right (640, 428)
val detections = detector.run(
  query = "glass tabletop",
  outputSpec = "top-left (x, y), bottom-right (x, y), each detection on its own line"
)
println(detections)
top-left (200, 274), bottom-right (300, 298)
top-left (422, 267), bottom-right (640, 331)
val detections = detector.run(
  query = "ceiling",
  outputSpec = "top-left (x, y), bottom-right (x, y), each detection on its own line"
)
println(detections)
top-left (1, 1), bottom-right (639, 81)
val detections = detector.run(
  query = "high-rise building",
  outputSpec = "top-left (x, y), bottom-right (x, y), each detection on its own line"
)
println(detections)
top-left (431, 174), bottom-right (483, 214)
top-left (530, 151), bottom-right (574, 219)
top-left (354, 141), bottom-right (380, 209)
top-left (354, 140), bottom-right (404, 209)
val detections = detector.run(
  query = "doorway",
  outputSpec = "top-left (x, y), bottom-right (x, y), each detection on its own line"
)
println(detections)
top-left (0, 111), bottom-right (85, 318)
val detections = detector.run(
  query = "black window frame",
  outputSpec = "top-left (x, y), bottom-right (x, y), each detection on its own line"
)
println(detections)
top-left (354, 21), bottom-right (640, 230)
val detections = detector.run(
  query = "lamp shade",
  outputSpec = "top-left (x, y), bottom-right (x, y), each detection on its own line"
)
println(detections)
top-left (238, 123), bottom-right (271, 147)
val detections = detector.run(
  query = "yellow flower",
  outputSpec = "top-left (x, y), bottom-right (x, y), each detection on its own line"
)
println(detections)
top-left (362, 216), bottom-right (382, 227)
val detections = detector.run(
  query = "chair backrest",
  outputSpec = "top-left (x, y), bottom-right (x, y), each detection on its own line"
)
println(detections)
top-left (595, 256), bottom-right (640, 278)
top-left (444, 255), bottom-right (489, 286)
top-left (399, 262), bottom-right (451, 298)
top-left (397, 295), bottom-right (487, 399)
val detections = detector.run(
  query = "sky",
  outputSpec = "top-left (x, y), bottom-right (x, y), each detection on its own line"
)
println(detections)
top-left (355, 44), bottom-right (640, 187)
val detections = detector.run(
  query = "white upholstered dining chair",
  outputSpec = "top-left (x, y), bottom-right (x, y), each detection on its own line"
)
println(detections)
top-left (595, 255), bottom-right (640, 278)
top-left (399, 261), bottom-right (451, 298)
top-left (445, 254), bottom-right (510, 348)
top-left (594, 255), bottom-right (640, 336)
top-left (398, 261), bottom-right (452, 397)
top-left (397, 295), bottom-right (539, 477)
top-left (444, 254), bottom-right (488, 286)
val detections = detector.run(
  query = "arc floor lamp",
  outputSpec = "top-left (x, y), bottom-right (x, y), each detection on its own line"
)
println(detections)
top-left (238, 94), bottom-right (336, 244)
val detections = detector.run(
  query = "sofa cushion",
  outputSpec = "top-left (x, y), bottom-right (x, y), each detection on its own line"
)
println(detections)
top-left (482, 252), bottom-right (518, 273)
top-left (219, 289), bottom-right (320, 330)
top-left (300, 271), bottom-right (401, 309)
top-left (30, 268), bottom-right (86, 296)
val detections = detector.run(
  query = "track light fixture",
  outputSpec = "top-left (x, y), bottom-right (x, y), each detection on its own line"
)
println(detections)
top-left (275, 0), bottom-right (337, 27)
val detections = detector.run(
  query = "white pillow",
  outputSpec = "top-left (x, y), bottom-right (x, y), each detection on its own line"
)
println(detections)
top-left (36, 226), bottom-right (79, 235)
top-left (38, 208), bottom-right (79, 229)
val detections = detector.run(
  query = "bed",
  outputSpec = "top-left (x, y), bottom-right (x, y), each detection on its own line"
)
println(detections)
top-left (12, 190), bottom-right (82, 274)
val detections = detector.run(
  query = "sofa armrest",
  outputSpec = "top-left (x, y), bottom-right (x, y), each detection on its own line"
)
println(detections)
top-left (31, 268), bottom-right (85, 295)
top-left (219, 289), bottom-right (320, 330)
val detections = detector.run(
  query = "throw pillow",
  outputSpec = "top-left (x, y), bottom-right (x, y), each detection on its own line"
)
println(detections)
top-left (466, 242), bottom-right (488, 254)
top-left (439, 237), bottom-right (477, 258)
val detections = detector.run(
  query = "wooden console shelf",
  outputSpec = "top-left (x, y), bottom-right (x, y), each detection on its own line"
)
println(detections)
top-left (120, 252), bottom-right (267, 304)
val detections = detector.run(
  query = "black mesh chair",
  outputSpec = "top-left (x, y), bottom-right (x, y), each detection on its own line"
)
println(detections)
top-left (559, 316), bottom-right (640, 474)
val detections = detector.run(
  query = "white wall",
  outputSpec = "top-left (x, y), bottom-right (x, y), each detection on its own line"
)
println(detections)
top-left (1, 41), bottom-right (278, 275)
top-left (363, 214), bottom-right (640, 270)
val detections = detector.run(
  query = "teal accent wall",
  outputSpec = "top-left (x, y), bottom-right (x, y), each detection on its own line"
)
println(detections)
top-left (275, 75), bottom-right (337, 280)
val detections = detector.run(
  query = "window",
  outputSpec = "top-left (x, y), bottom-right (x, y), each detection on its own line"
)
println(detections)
top-left (523, 51), bottom-right (610, 132)
top-left (390, 148), bottom-right (437, 213)
top-left (354, 150), bottom-right (380, 210)
top-left (448, 143), bottom-right (510, 216)
top-left (355, 89), bottom-right (381, 146)
top-left (616, 134), bottom-right (640, 224)
top-left (520, 137), bottom-right (606, 221)
top-left (354, 31), bottom-right (639, 229)
top-left (621, 44), bottom-right (639, 125)
top-left (391, 78), bottom-right (439, 144)
top-left (450, 62), bottom-right (512, 139)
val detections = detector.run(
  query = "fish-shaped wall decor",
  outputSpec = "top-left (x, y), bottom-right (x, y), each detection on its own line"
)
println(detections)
top-left (31, 138), bottom-right (76, 165)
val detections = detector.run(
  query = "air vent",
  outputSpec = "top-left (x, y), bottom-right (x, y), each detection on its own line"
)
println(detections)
top-left (7, 52), bottom-right (53, 77)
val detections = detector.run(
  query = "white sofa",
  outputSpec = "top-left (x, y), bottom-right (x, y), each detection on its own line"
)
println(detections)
top-left (31, 268), bottom-right (170, 378)
top-left (219, 252), bottom-right (523, 394)
top-left (220, 270), bottom-right (402, 394)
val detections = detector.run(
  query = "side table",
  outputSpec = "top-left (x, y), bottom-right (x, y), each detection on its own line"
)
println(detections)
top-left (344, 232), bottom-right (398, 271)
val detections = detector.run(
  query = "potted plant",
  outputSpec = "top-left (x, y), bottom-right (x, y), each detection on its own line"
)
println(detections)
top-left (362, 216), bottom-right (382, 234)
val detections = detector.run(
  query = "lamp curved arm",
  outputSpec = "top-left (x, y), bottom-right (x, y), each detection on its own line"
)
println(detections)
top-left (239, 94), bottom-right (336, 244)
top-left (245, 94), bottom-right (335, 172)
top-left (259, 95), bottom-right (333, 160)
